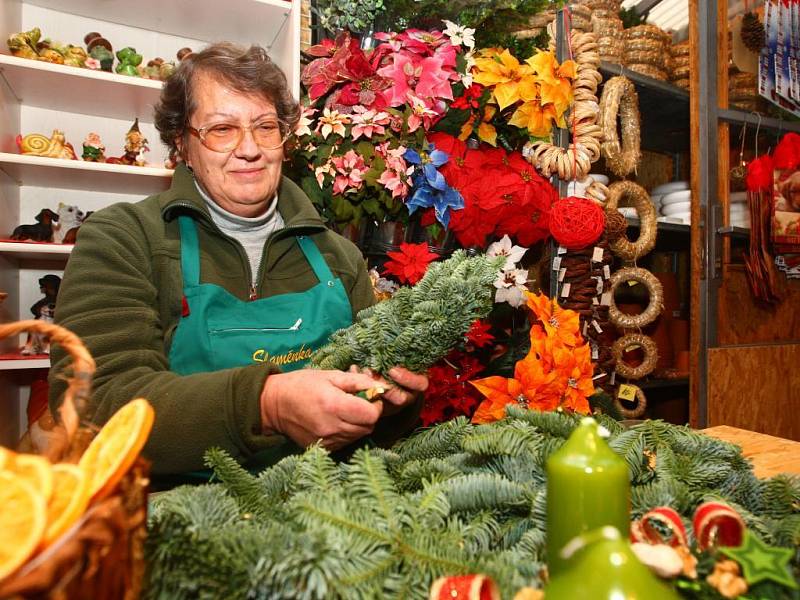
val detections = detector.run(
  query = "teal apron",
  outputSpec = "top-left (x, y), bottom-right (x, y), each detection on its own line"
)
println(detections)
top-left (160, 215), bottom-right (353, 485)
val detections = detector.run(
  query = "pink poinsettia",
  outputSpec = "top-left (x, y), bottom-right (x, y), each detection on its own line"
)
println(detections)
top-left (350, 108), bottom-right (391, 140)
top-left (407, 94), bottom-right (441, 132)
top-left (330, 150), bottom-right (368, 195)
top-left (378, 53), bottom-right (454, 107)
top-left (376, 144), bottom-right (413, 199)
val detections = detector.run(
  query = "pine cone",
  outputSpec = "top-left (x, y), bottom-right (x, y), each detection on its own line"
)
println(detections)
top-left (741, 12), bottom-right (765, 53)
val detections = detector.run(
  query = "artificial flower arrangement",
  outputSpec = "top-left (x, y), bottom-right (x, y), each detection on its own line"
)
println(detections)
top-left (290, 23), bottom-right (574, 236)
top-left (290, 22), bottom-right (590, 425)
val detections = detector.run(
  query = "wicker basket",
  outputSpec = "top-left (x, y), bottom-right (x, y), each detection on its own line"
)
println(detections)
top-left (0, 319), bottom-right (149, 600)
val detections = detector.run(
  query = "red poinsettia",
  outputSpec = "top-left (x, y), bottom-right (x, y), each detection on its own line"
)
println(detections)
top-left (451, 84), bottom-right (484, 110)
top-left (382, 242), bottom-right (439, 285)
top-left (419, 351), bottom-right (485, 426)
top-left (301, 31), bottom-right (391, 110)
top-left (466, 319), bottom-right (495, 348)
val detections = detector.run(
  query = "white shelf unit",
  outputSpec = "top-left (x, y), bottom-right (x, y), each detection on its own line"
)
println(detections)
top-left (0, 0), bottom-right (300, 444)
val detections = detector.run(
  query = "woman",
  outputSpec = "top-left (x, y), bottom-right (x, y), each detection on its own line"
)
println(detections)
top-left (48, 43), bottom-right (427, 477)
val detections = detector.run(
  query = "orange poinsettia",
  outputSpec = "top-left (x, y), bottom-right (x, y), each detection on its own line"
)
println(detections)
top-left (471, 352), bottom-right (560, 423)
top-left (460, 104), bottom-right (498, 146)
top-left (526, 292), bottom-right (582, 347)
top-left (471, 292), bottom-right (594, 424)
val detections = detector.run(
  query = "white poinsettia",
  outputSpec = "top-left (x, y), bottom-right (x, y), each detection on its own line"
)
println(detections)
top-left (443, 20), bottom-right (476, 49)
top-left (461, 50), bottom-right (476, 88)
top-left (487, 235), bottom-right (528, 270)
top-left (493, 267), bottom-right (529, 308)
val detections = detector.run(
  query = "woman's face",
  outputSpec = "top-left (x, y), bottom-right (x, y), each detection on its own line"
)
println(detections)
top-left (179, 71), bottom-right (284, 217)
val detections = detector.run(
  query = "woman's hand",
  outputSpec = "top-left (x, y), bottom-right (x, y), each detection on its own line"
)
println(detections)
top-left (348, 365), bottom-right (428, 417)
top-left (260, 369), bottom-right (384, 451)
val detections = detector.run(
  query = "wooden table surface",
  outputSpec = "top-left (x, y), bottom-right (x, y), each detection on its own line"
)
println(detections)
top-left (702, 425), bottom-right (800, 479)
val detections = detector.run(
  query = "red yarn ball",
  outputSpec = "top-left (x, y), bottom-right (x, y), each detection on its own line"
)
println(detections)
top-left (548, 196), bottom-right (606, 250)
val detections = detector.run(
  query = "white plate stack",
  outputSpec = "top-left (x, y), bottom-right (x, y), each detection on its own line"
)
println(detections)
top-left (652, 181), bottom-right (691, 224)
top-left (729, 191), bottom-right (750, 229)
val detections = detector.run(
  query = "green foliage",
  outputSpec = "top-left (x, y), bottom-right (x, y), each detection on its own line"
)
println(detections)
top-left (314, 0), bottom-right (386, 34)
top-left (146, 416), bottom-right (800, 599)
top-left (377, 0), bottom-right (555, 51)
top-left (310, 251), bottom-right (506, 376)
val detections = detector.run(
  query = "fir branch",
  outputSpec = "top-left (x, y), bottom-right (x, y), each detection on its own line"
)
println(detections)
top-left (460, 420), bottom-right (542, 457)
top-left (204, 447), bottom-right (274, 520)
top-left (310, 251), bottom-right (505, 376)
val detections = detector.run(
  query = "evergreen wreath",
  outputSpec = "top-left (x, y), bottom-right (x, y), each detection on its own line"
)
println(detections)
top-left (310, 250), bottom-right (506, 376)
top-left (145, 409), bottom-right (800, 600)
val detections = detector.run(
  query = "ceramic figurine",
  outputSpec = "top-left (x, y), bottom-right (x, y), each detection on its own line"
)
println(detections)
top-left (177, 47), bottom-right (194, 61)
top-left (81, 132), bottom-right (106, 162)
top-left (16, 130), bottom-right (78, 160)
top-left (85, 32), bottom-right (113, 71)
top-left (60, 44), bottom-right (88, 68)
top-left (7, 27), bottom-right (40, 60)
top-left (10, 208), bottom-right (59, 242)
top-left (107, 119), bottom-right (149, 166)
top-left (115, 47), bottom-right (143, 76)
top-left (53, 203), bottom-right (85, 244)
top-left (21, 275), bottom-right (61, 355)
top-left (141, 57), bottom-right (176, 80)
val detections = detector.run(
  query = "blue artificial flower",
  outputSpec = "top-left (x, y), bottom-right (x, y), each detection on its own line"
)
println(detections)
top-left (403, 144), bottom-right (464, 228)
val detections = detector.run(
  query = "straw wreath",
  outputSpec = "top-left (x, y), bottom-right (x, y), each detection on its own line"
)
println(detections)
top-left (614, 383), bottom-right (648, 418)
top-left (608, 266), bottom-right (664, 329)
top-left (604, 180), bottom-right (656, 260)
top-left (598, 75), bottom-right (642, 177)
top-left (612, 332), bottom-right (658, 379)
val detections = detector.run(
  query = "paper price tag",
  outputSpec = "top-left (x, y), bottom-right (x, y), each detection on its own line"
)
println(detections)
top-left (557, 245), bottom-right (567, 255)
top-left (552, 256), bottom-right (562, 271)
top-left (560, 282), bottom-right (571, 298)
top-left (582, 320), bottom-right (588, 336)
top-left (610, 372), bottom-right (616, 385)
top-left (592, 246), bottom-right (604, 262)
top-left (558, 267), bottom-right (567, 282)
top-left (601, 291), bottom-right (613, 306)
top-left (591, 344), bottom-right (599, 359)
top-left (592, 296), bottom-right (599, 305)
top-left (603, 265), bottom-right (611, 279)
top-left (618, 384), bottom-right (637, 402)
top-left (593, 276), bottom-right (604, 295)
top-left (591, 319), bottom-right (603, 333)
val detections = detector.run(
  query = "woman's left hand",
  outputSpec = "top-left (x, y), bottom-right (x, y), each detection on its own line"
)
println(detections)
top-left (348, 366), bottom-right (428, 416)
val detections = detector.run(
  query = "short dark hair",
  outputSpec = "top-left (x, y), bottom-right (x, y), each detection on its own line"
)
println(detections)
top-left (154, 42), bottom-right (300, 157)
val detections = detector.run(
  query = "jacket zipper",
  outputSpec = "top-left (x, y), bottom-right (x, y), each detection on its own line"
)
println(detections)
top-left (210, 318), bottom-right (303, 334)
top-left (167, 202), bottom-right (319, 302)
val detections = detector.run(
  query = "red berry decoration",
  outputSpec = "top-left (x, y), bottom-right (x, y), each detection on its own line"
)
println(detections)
top-left (549, 196), bottom-right (606, 250)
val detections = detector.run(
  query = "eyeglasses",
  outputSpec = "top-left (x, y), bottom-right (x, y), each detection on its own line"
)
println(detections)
top-left (186, 118), bottom-right (291, 152)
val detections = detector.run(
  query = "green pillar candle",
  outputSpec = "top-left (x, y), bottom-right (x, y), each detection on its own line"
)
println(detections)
top-left (545, 526), bottom-right (681, 599)
top-left (546, 417), bottom-right (630, 577)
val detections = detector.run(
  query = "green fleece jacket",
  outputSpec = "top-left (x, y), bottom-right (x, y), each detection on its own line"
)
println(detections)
top-left (49, 165), bottom-right (418, 474)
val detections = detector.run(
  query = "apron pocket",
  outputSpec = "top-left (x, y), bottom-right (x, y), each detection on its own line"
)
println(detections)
top-left (209, 318), bottom-right (303, 334)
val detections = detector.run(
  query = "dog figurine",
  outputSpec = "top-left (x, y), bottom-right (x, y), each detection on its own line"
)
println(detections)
top-left (21, 303), bottom-right (55, 355)
top-left (53, 203), bottom-right (85, 244)
top-left (10, 208), bottom-right (59, 242)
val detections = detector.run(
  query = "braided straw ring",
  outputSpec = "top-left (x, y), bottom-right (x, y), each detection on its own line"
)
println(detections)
top-left (598, 76), bottom-right (642, 177)
top-left (612, 333), bottom-right (658, 379)
top-left (604, 180), bottom-right (657, 260)
top-left (615, 384), bottom-right (648, 418)
top-left (608, 267), bottom-right (664, 329)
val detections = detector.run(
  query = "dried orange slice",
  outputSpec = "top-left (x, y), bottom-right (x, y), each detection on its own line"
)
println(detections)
top-left (42, 463), bottom-right (90, 547)
top-left (79, 398), bottom-right (154, 502)
top-left (0, 471), bottom-right (46, 582)
top-left (3, 453), bottom-right (53, 504)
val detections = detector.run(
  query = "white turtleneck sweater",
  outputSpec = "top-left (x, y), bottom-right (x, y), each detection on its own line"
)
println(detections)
top-left (195, 181), bottom-right (285, 285)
